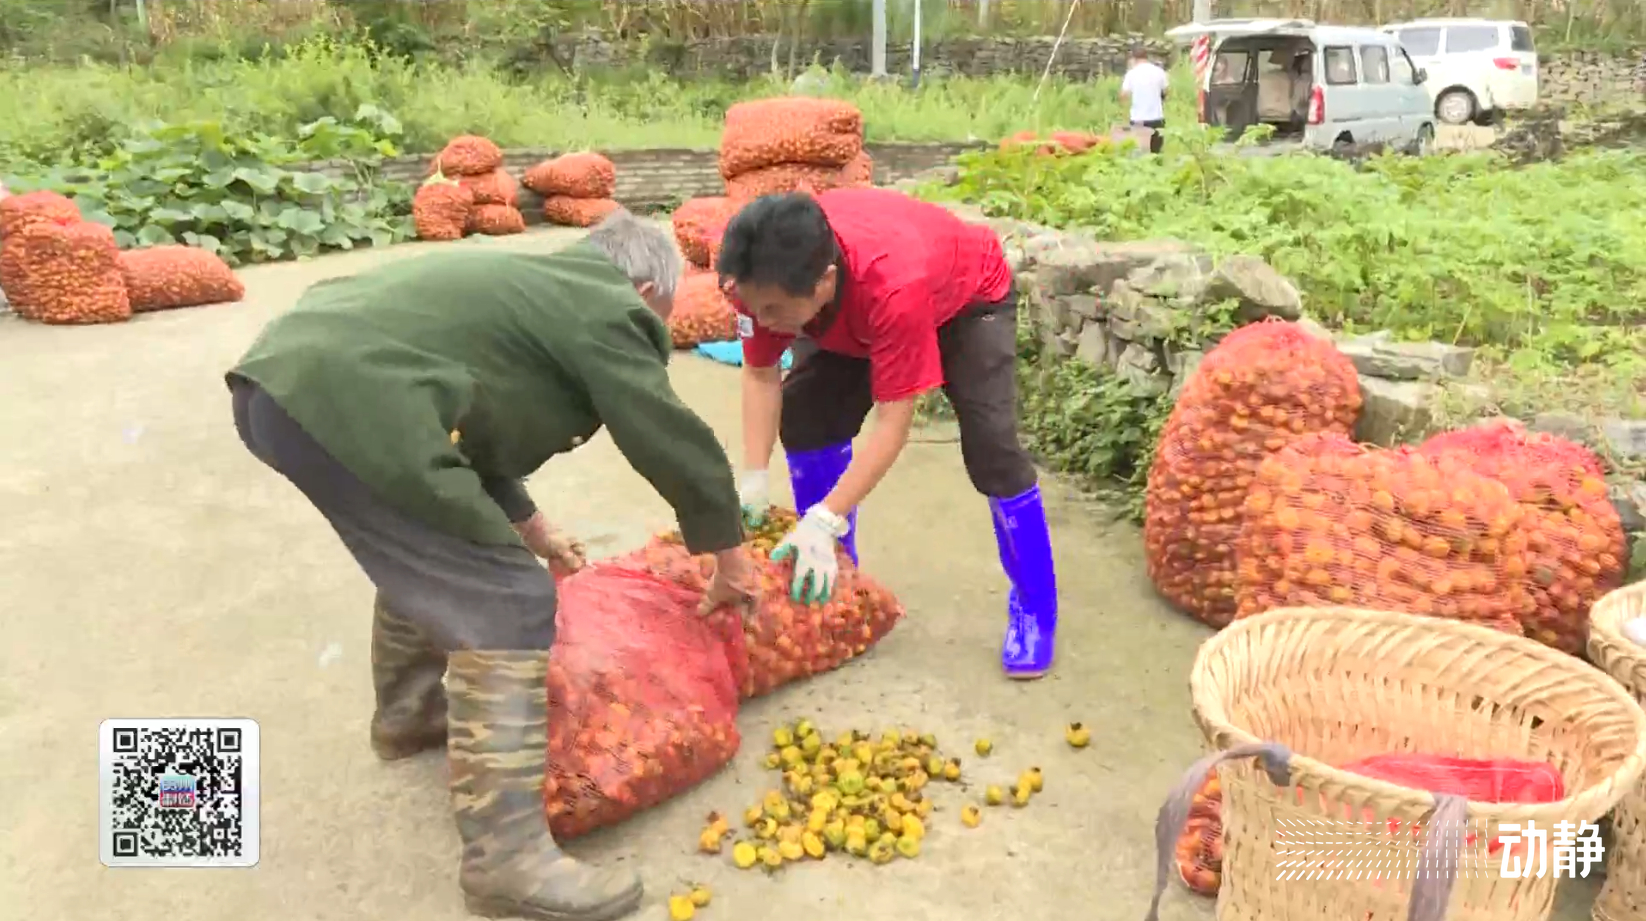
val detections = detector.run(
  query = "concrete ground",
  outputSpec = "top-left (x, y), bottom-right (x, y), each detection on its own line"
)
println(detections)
top-left (0, 226), bottom-right (1597, 920)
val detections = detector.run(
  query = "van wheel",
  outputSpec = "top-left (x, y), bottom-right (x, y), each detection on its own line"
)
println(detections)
top-left (1407, 124), bottom-right (1435, 156)
top-left (1436, 89), bottom-right (1477, 125)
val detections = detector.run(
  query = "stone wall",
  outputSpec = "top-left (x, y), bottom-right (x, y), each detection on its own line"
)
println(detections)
top-left (1539, 49), bottom-right (1646, 108)
top-left (296, 142), bottom-right (982, 221)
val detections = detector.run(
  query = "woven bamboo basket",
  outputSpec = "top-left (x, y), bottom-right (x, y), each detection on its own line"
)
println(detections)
top-left (1150, 606), bottom-right (1646, 921)
top-left (1588, 581), bottom-right (1646, 921)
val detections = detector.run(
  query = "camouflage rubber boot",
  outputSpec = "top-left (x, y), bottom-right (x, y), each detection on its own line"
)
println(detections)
top-left (369, 595), bottom-right (449, 761)
top-left (446, 649), bottom-right (644, 921)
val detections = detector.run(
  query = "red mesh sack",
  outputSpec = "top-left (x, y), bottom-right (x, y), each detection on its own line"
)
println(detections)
top-left (1234, 432), bottom-right (1532, 633)
top-left (0, 190), bottom-right (80, 239)
top-left (1417, 421), bottom-right (1625, 654)
top-left (543, 196), bottom-right (621, 228)
top-left (667, 270), bottom-right (738, 348)
top-left (466, 204), bottom-right (526, 237)
top-left (1174, 771), bottom-right (1224, 896)
top-left (622, 507), bottom-right (906, 699)
top-left (726, 151), bottom-right (874, 203)
top-left (117, 245), bottom-right (244, 312)
top-left (672, 197), bottom-right (736, 269)
top-left (544, 563), bottom-right (744, 839)
top-left (413, 175), bottom-right (474, 242)
top-left (1144, 320), bottom-right (1362, 627)
top-left (523, 152), bottom-right (618, 199)
top-left (434, 135), bottom-right (503, 176)
top-left (719, 98), bottom-right (864, 179)
top-left (7, 220), bottom-right (130, 325)
top-left (1050, 130), bottom-right (1102, 153)
top-left (459, 168), bottom-right (519, 207)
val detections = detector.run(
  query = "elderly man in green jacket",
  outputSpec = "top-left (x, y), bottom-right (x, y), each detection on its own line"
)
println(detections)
top-left (227, 210), bottom-right (750, 921)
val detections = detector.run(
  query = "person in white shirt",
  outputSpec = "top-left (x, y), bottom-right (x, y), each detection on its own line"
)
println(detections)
top-left (1119, 45), bottom-right (1170, 154)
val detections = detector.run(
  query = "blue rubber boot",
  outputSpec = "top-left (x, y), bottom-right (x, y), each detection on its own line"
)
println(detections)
top-left (785, 442), bottom-right (858, 565)
top-left (990, 484), bottom-right (1059, 679)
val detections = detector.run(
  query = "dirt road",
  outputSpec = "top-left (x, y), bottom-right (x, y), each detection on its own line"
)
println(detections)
top-left (0, 227), bottom-right (1597, 920)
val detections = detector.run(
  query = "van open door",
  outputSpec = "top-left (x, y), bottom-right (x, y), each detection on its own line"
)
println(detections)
top-left (1166, 19), bottom-right (1317, 137)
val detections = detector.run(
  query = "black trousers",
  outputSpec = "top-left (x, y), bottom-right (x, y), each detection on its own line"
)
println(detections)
top-left (778, 284), bottom-right (1037, 499)
top-left (1132, 119), bottom-right (1166, 154)
top-left (230, 378), bottom-right (558, 652)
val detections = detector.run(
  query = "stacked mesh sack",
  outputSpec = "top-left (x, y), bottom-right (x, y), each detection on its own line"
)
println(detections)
top-left (524, 152), bottom-right (621, 229)
top-left (718, 97), bottom-right (874, 204)
top-left (415, 136), bottom-right (526, 240)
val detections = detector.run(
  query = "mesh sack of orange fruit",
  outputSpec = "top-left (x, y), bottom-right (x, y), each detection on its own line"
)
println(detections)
top-left (431, 135), bottom-right (504, 177)
top-left (1174, 771), bottom-right (1224, 896)
top-left (672, 197), bottom-right (736, 270)
top-left (667, 270), bottom-right (738, 349)
top-left (1234, 432), bottom-right (1531, 634)
top-left (999, 130), bottom-right (1104, 155)
top-left (6, 220), bottom-right (131, 325)
top-left (460, 168), bottom-right (520, 208)
top-left (466, 203), bottom-right (527, 237)
top-left (544, 562), bottom-right (745, 839)
top-left (620, 506), bottom-right (906, 699)
top-left (719, 98), bottom-right (864, 180)
top-left (543, 196), bottom-right (622, 228)
top-left (413, 171), bottom-right (475, 241)
top-left (523, 152), bottom-right (618, 200)
top-left (725, 151), bottom-right (874, 203)
top-left (117, 245), bottom-right (244, 312)
top-left (1416, 420), bottom-right (1625, 654)
top-left (0, 190), bottom-right (83, 311)
top-left (1143, 320), bottom-right (1362, 628)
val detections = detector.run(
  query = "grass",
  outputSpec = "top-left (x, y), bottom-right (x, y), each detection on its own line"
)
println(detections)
top-left (0, 35), bottom-right (1200, 173)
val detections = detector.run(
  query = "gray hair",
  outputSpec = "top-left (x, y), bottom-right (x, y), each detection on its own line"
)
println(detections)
top-left (584, 208), bottom-right (683, 300)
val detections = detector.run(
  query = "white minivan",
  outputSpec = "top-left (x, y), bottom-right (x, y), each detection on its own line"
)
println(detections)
top-left (1380, 19), bottom-right (1539, 125)
top-left (1167, 19), bottom-right (1438, 154)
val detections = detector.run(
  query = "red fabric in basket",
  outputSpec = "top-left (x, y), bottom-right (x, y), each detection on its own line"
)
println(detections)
top-left (1342, 753), bottom-right (1565, 858)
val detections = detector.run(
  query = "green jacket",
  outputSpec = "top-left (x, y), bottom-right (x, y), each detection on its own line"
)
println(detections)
top-left (229, 242), bottom-right (743, 554)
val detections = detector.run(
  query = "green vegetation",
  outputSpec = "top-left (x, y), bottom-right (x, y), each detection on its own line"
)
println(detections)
top-left (930, 126), bottom-right (1646, 514)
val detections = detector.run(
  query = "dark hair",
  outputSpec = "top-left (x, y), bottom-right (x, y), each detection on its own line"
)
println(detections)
top-left (1129, 45), bottom-right (1150, 60)
top-left (715, 193), bottom-right (838, 297)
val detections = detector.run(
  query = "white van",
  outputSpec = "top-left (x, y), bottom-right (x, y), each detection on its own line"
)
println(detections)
top-left (1167, 19), bottom-right (1438, 154)
top-left (1379, 19), bottom-right (1539, 125)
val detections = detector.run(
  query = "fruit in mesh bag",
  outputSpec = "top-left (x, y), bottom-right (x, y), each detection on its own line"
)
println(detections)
top-left (1174, 771), bottom-right (1224, 896)
top-left (433, 135), bottom-right (503, 176)
top-left (1144, 320), bottom-right (1361, 628)
top-left (543, 196), bottom-right (622, 228)
top-left (543, 564), bottom-right (743, 839)
top-left (523, 152), bottom-right (618, 199)
top-left (458, 168), bottom-right (519, 207)
top-left (412, 171), bottom-right (475, 242)
top-left (0, 190), bottom-right (80, 240)
top-left (667, 270), bottom-right (738, 349)
top-left (466, 204), bottom-right (526, 237)
top-left (6, 220), bottom-right (130, 325)
top-left (719, 98), bottom-right (864, 179)
top-left (1418, 421), bottom-right (1624, 654)
top-left (672, 197), bottom-right (736, 269)
top-left (627, 507), bottom-right (906, 699)
top-left (725, 151), bottom-right (875, 203)
top-left (1234, 432), bottom-right (1531, 633)
top-left (117, 245), bottom-right (245, 312)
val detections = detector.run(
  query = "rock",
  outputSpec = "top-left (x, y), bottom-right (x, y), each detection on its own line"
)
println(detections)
top-left (1165, 345), bottom-right (1204, 378)
top-left (1022, 231), bottom-right (1075, 266)
top-left (1527, 411), bottom-right (1595, 446)
top-left (1126, 252), bottom-right (1211, 303)
top-left (1108, 299), bottom-right (1178, 342)
top-left (1355, 378), bottom-right (1439, 446)
top-left (1600, 419), bottom-right (1646, 461)
top-left (1004, 244), bottom-right (1029, 273)
top-left (1609, 477), bottom-right (1646, 533)
top-left (1049, 331), bottom-right (1078, 358)
top-left (1035, 243), bottom-right (1109, 296)
top-left (1065, 294), bottom-right (1102, 321)
top-left (1074, 323), bottom-right (1109, 366)
top-left (1295, 315), bottom-right (1333, 341)
top-left (1335, 338), bottom-right (1475, 381)
top-left (1205, 255), bottom-right (1302, 320)
top-left (1169, 355), bottom-right (1202, 399)
top-left (1093, 240), bottom-right (1207, 296)
top-left (1116, 343), bottom-right (1170, 396)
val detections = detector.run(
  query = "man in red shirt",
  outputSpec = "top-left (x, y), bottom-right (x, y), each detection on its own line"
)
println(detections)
top-left (716, 189), bottom-right (1061, 679)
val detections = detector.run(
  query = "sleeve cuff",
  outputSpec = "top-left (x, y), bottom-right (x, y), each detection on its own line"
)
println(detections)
top-left (481, 476), bottom-right (539, 523)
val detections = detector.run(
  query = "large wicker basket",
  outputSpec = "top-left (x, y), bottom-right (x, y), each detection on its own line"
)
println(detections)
top-left (1151, 606), bottom-right (1646, 921)
top-left (1588, 581), bottom-right (1646, 921)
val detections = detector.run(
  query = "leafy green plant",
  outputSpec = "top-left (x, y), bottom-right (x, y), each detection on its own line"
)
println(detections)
top-left (6, 105), bottom-right (412, 265)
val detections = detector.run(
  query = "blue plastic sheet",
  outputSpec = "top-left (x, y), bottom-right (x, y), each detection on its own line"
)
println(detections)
top-left (694, 341), bottom-right (794, 371)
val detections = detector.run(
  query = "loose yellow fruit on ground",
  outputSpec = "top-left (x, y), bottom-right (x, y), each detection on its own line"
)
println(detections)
top-left (778, 839), bottom-right (804, 861)
top-left (902, 729), bottom-right (921, 745)
top-left (756, 817), bottom-right (778, 839)
top-left (985, 785), bottom-right (1005, 806)
top-left (919, 733), bottom-right (937, 747)
top-left (837, 770), bottom-right (865, 795)
top-left (668, 895), bottom-right (696, 921)
top-left (780, 745), bottom-right (803, 765)
top-left (763, 752), bottom-right (782, 769)
top-left (895, 836), bottom-right (921, 859)
top-left (801, 734), bottom-right (822, 756)
top-left (807, 810), bottom-right (828, 833)
top-left (845, 830), bottom-right (869, 856)
top-left (773, 727), bottom-right (795, 747)
top-left (796, 719), bottom-right (815, 738)
top-left (698, 827), bottom-right (723, 853)
top-left (862, 818), bottom-right (882, 841)
top-left (883, 811), bottom-right (905, 834)
top-left (835, 731), bottom-right (855, 749)
top-left (925, 755), bottom-right (945, 775)
top-left (759, 845), bottom-right (783, 869)
top-left (732, 841), bottom-right (758, 869)
top-left (744, 805), bottom-right (763, 826)
top-left (1027, 767), bottom-right (1044, 792)
top-left (802, 831), bottom-right (826, 858)
top-left (914, 799), bottom-right (933, 819)
top-left (690, 887), bottom-right (712, 907)
top-left (1066, 722), bottom-right (1092, 749)
top-left (823, 821), bottom-right (846, 849)
top-left (707, 812), bottom-right (729, 835)
top-left (779, 824), bottom-right (803, 845)
top-left (902, 816), bottom-right (926, 841)
top-left (1013, 786), bottom-right (1031, 807)
top-left (942, 760), bottom-right (961, 782)
top-left (961, 805), bottom-right (982, 828)
top-left (868, 840), bottom-right (896, 864)
top-left (975, 738), bottom-right (993, 757)
top-left (770, 801), bottom-right (792, 822)
top-left (853, 743), bottom-right (876, 764)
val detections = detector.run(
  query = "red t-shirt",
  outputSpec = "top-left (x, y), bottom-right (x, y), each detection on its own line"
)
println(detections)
top-left (735, 188), bottom-right (1012, 403)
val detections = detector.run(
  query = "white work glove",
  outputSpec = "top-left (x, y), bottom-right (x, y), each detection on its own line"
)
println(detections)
top-left (737, 469), bottom-right (770, 528)
top-left (771, 505), bottom-right (850, 604)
